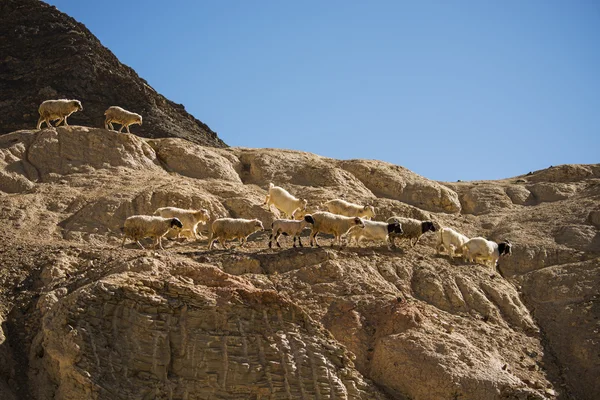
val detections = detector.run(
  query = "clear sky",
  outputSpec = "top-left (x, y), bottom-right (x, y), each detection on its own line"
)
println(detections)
top-left (46, 0), bottom-right (599, 182)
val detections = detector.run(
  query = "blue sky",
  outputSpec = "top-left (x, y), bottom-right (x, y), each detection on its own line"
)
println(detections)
top-left (46, 0), bottom-right (599, 182)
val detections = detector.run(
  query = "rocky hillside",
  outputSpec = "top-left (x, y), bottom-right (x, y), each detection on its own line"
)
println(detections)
top-left (0, 0), bottom-right (226, 147)
top-left (0, 126), bottom-right (598, 400)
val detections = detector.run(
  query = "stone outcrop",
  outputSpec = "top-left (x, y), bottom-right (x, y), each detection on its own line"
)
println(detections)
top-left (505, 185), bottom-right (533, 206)
top-left (527, 182), bottom-right (577, 203)
top-left (149, 139), bottom-right (241, 183)
top-left (521, 164), bottom-right (600, 183)
top-left (339, 159), bottom-right (461, 214)
top-left (456, 184), bottom-right (514, 215)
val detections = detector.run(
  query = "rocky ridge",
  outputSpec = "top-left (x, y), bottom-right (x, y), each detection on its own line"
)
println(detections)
top-left (0, 126), bottom-right (598, 400)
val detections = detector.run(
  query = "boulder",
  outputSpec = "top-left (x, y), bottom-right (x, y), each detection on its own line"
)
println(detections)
top-left (149, 138), bottom-right (241, 182)
top-left (338, 159), bottom-right (461, 214)
top-left (458, 185), bottom-right (514, 215)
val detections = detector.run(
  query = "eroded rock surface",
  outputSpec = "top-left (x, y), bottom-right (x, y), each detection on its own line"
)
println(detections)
top-left (29, 258), bottom-right (383, 400)
top-left (0, 126), bottom-right (598, 400)
top-left (519, 259), bottom-right (600, 400)
top-left (339, 159), bottom-right (461, 214)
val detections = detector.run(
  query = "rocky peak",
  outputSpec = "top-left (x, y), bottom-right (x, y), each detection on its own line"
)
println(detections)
top-left (0, 0), bottom-right (226, 147)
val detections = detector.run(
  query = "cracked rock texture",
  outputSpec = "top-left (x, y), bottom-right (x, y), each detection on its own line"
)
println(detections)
top-left (0, 126), bottom-right (598, 399)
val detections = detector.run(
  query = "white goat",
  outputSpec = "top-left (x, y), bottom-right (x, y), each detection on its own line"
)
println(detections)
top-left (346, 220), bottom-right (403, 248)
top-left (323, 199), bottom-right (375, 220)
top-left (436, 227), bottom-right (470, 257)
top-left (209, 218), bottom-right (264, 250)
top-left (104, 106), bottom-right (143, 133)
top-left (309, 211), bottom-right (364, 247)
top-left (386, 216), bottom-right (437, 248)
top-left (461, 237), bottom-right (512, 267)
top-left (121, 215), bottom-right (183, 250)
top-left (154, 207), bottom-right (210, 240)
top-left (269, 215), bottom-right (315, 248)
top-left (37, 99), bottom-right (83, 129)
top-left (263, 183), bottom-right (307, 219)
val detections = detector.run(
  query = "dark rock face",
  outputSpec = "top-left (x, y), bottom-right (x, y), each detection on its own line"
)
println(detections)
top-left (0, 0), bottom-right (226, 147)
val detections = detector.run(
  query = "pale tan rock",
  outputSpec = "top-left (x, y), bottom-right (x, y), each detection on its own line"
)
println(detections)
top-left (148, 138), bottom-right (242, 182)
top-left (27, 126), bottom-right (160, 178)
top-left (519, 259), bottom-right (600, 400)
top-left (338, 159), bottom-right (461, 213)
top-left (527, 182), bottom-right (576, 203)
top-left (555, 225), bottom-right (599, 251)
top-left (0, 171), bottom-right (34, 193)
top-left (587, 210), bottom-right (600, 228)
top-left (505, 185), bottom-right (533, 205)
top-left (234, 148), bottom-right (376, 199)
top-left (0, 131), bottom-right (37, 191)
top-left (370, 329), bottom-right (544, 400)
top-left (458, 185), bottom-right (514, 215)
top-left (524, 164), bottom-right (600, 183)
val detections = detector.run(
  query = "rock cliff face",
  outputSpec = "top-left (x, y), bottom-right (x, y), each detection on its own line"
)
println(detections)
top-left (0, 126), bottom-right (598, 400)
top-left (0, 0), bottom-right (226, 147)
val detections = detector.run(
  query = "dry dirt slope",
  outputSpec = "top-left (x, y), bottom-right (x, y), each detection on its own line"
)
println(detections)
top-left (0, 126), bottom-right (598, 400)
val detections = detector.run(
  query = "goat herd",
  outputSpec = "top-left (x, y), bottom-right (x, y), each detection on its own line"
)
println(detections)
top-left (33, 99), bottom-right (512, 268)
top-left (122, 183), bottom-right (512, 269)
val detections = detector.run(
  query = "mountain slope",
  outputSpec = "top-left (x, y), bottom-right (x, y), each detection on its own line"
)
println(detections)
top-left (0, 126), bottom-right (598, 399)
top-left (0, 0), bottom-right (226, 147)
